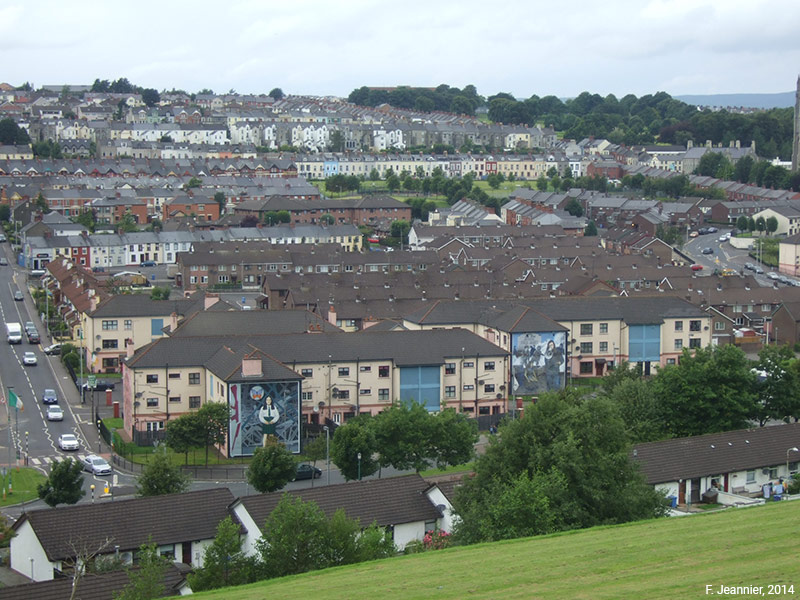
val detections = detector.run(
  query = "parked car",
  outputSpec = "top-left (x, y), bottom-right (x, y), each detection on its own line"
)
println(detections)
top-left (79, 379), bottom-right (116, 391)
top-left (744, 263), bottom-right (755, 271)
top-left (691, 264), bottom-right (704, 271)
top-left (707, 226), bottom-right (718, 233)
top-left (13, 290), bottom-right (23, 301)
top-left (701, 247), bottom-right (714, 255)
top-left (41, 388), bottom-right (58, 404)
top-left (768, 272), bottom-right (779, 280)
top-left (293, 464), bottom-right (322, 481)
top-left (43, 343), bottom-right (62, 355)
top-left (58, 433), bottom-right (79, 451)
top-left (140, 260), bottom-right (156, 267)
top-left (754, 266), bottom-right (765, 274)
top-left (82, 454), bottom-right (112, 475)
top-left (698, 227), bottom-right (709, 235)
top-left (23, 351), bottom-right (37, 366)
top-left (46, 405), bottom-right (64, 421)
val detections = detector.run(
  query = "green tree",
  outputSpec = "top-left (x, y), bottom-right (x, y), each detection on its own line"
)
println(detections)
top-left (373, 402), bottom-right (435, 472)
top-left (37, 457), bottom-right (85, 507)
top-left (585, 220), bottom-right (598, 236)
top-left (269, 88), bottom-right (284, 100)
top-left (35, 192), bottom-right (48, 212)
top-left (390, 219), bottom-right (411, 244)
top-left (149, 286), bottom-right (170, 300)
top-left (166, 413), bottom-right (203, 464)
top-left (247, 442), bottom-right (297, 493)
top-left (486, 174), bottom-right (501, 189)
top-left (0, 512), bottom-right (14, 548)
top-left (602, 378), bottom-right (666, 443)
top-left (74, 209), bottom-right (96, 232)
top-left (756, 216), bottom-right (766, 234)
top-left (256, 494), bottom-right (330, 577)
top-left (330, 416), bottom-right (379, 481)
top-left (651, 345), bottom-right (757, 437)
top-left (564, 197), bottom-right (584, 217)
top-left (766, 216), bottom-right (778, 235)
top-left (386, 174), bottom-right (401, 192)
top-left (197, 402), bottom-right (230, 466)
top-left (275, 210), bottom-right (291, 223)
top-left (431, 408), bottom-right (478, 468)
top-left (118, 213), bottom-right (138, 233)
top-left (188, 516), bottom-right (261, 591)
top-left (184, 176), bottom-right (203, 190)
top-left (369, 168), bottom-right (380, 181)
top-left (302, 434), bottom-right (327, 468)
top-left (114, 540), bottom-right (169, 600)
top-left (736, 215), bottom-right (749, 231)
top-left (754, 345), bottom-right (800, 425)
top-left (536, 176), bottom-right (548, 191)
top-left (213, 191), bottom-right (225, 210)
top-left (141, 88), bottom-right (160, 107)
top-left (136, 450), bottom-right (190, 496)
top-left (452, 391), bottom-right (666, 545)
top-left (320, 213), bottom-right (335, 225)
top-left (0, 204), bottom-right (9, 222)
top-left (329, 129), bottom-right (345, 152)
top-left (0, 117), bottom-right (31, 145)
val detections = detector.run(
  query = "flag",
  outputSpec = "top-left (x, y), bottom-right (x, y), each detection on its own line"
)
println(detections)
top-left (8, 390), bottom-right (22, 412)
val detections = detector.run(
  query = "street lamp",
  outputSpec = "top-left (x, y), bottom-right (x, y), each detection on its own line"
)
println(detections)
top-left (24, 431), bottom-right (28, 466)
top-left (323, 425), bottom-right (330, 486)
top-left (787, 447), bottom-right (799, 478)
top-left (90, 484), bottom-right (95, 503)
top-left (357, 452), bottom-right (362, 481)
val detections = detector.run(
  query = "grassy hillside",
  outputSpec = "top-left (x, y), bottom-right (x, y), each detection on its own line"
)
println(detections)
top-left (189, 500), bottom-right (799, 599)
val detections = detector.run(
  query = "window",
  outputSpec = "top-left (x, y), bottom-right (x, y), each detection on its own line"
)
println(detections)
top-left (580, 323), bottom-right (593, 335)
top-left (445, 362), bottom-right (456, 375)
top-left (674, 321), bottom-right (683, 332)
top-left (359, 365), bottom-right (371, 372)
top-left (689, 320), bottom-right (701, 332)
top-left (189, 396), bottom-right (201, 409)
top-left (746, 470), bottom-right (756, 483)
top-left (189, 372), bottom-right (200, 385)
top-left (484, 384), bottom-right (495, 393)
top-left (169, 396), bottom-right (181, 403)
top-left (378, 365), bottom-right (389, 378)
top-left (338, 367), bottom-right (350, 376)
top-left (790, 462), bottom-right (798, 474)
top-left (102, 339), bottom-right (118, 349)
top-left (463, 384), bottom-right (474, 391)
top-left (463, 361), bottom-right (474, 368)
top-left (689, 338), bottom-right (701, 348)
top-left (579, 361), bottom-right (593, 374)
top-left (484, 361), bottom-right (495, 371)
top-left (599, 323), bottom-right (608, 334)
top-left (169, 373), bottom-right (180, 379)
top-left (444, 386), bottom-right (456, 398)
top-left (146, 397), bottom-right (158, 408)
top-left (102, 320), bottom-right (118, 330)
top-left (146, 374), bottom-right (158, 384)
top-left (301, 391), bottom-right (313, 401)
top-left (360, 388), bottom-right (371, 395)
top-left (337, 389), bottom-right (350, 399)
top-left (579, 342), bottom-right (593, 354)
top-left (599, 341), bottom-right (608, 353)
top-left (667, 358), bottom-right (676, 365)
top-left (124, 319), bottom-right (132, 330)
top-left (378, 388), bottom-right (389, 401)
top-left (301, 368), bottom-right (313, 377)
top-left (714, 321), bottom-right (725, 331)
top-left (769, 467), bottom-right (778, 479)
top-left (674, 339), bottom-right (683, 350)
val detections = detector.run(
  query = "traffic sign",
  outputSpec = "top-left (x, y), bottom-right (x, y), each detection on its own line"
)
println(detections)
top-left (88, 375), bottom-right (97, 389)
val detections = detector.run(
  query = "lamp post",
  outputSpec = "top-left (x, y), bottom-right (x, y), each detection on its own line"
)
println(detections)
top-left (357, 452), bottom-right (362, 481)
top-left (10, 386), bottom-right (18, 461)
top-left (324, 425), bottom-right (330, 486)
top-left (787, 447), bottom-right (799, 477)
top-left (90, 484), bottom-right (95, 503)
top-left (24, 431), bottom-right (28, 466)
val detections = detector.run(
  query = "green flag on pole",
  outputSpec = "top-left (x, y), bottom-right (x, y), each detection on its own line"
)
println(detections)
top-left (8, 390), bottom-right (22, 411)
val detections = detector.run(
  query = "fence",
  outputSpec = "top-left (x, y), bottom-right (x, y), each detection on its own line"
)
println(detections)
top-left (111, 453), bottom-right (248, 481)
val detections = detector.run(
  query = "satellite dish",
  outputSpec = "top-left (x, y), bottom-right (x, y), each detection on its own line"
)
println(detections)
top-left (313, 405), bottom-right (319, 413)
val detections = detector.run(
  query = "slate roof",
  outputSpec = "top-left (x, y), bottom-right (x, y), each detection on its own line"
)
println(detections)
top-left (90, 294), bottom-right (194, 318)
top-left (13, 488), bottom-right (235, 561)
top-left (632, 423), bottom-right (800, 484)
top-left (170, 309), bottom-right (340, 337)
top-left (238, 473), bottom-right (442, 529)
top-left (1, 564), bottom-right (190, 600)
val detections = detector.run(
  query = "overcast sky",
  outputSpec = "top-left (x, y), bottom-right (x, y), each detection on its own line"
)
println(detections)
top-left (2, 0), bottom-right (798, 100)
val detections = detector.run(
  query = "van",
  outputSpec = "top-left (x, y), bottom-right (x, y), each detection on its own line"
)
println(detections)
top-left (30, 269), bottom-right (46, 278)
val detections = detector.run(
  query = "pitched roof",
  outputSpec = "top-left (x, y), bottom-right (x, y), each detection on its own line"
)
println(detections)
top-left (633, 423), bottom-right (800, 484)
top-left (238, 473), bottom-right (442, 528)
top-left (14, 488), bottom-right (235, 560)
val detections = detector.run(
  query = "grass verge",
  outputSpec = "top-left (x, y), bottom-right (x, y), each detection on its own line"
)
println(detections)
top-left (190, 499), bottom-right (800, 600)
top-left (0, 467), bottom-right (46, 507)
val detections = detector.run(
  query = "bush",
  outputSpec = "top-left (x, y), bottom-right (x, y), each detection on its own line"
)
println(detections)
top-left (788, 474), bottom-right (800, 495)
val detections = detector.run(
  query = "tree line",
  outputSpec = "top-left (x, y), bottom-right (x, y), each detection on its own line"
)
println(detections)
top-left (348, 84), bottom-right (483, 116)
top-left (695, 153), bottom-right (800, 192)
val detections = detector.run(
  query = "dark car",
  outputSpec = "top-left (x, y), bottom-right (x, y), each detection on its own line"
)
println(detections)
top-left (293, 464), bottom-right (322, 481)
top-left (43, 343), bottom-right (62, 355)
top-left (41, 388), bottom-right (58, 404)
top-left (701, 247), bottom-right (714, 255)
top-left (78, 379), bottom-right (116, 392)
top-left (27, 329), bottom-right (40, 344)
top-left (13, 290), bottom-right (23, 301)
top-left (140, 260), bottom-right (156, 267)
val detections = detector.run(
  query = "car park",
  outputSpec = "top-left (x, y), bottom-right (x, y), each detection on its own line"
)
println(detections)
top-left (701, 247), bottom-right (714, 255)
top-left (46, 405), bottom-right (64, 421)
top-left (43, 343), bottom-right (62, 355)
top-left (41, 388), bottom-right (58, 404)
top-left (58, 434), bottom-right (79, 451)
top-left (82, 454), bottom-right (112, 475)
top-left (13, 290), bottom-right (23, 301)
top-left (293, 464), bottom-right (322, 480)
top-left (23, 351), bottom-right (37, 366)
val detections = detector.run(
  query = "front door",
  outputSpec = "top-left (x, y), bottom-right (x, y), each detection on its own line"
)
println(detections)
top-left (678, 480), bottom-right (686, 504)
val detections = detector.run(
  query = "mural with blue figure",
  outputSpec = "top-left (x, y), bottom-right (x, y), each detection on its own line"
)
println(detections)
top-left (228, 380), bottom-right (300, 456)
top-left (511, 331), bottom-right (567, 395)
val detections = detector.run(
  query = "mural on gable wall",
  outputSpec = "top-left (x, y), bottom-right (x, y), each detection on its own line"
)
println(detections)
top-left (228, 380), bottom-right (300, 457)
top-left (511, 331), bottom-right (567, 395)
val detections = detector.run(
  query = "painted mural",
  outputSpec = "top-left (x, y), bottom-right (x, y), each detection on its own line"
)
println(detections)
top-left (511, 331), bottom-right (567, 395)
top-left (228, 380), bottom-right (301, 456)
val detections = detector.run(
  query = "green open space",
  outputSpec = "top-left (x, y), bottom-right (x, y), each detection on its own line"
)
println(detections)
top-left (189, 499), bottom-right (800, 600)
top-left (0, 467), bottom-right (46, 507)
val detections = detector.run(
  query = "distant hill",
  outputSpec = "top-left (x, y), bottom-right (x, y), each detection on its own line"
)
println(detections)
top-left (675, 91), bottom-right (794, 109)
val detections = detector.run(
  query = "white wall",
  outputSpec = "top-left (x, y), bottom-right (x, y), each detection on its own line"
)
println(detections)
top-left (10, 520), bottom-right (58, 582)
top-left (425, 486), bottom-right (456, 534)
top-left (231, 503), bottom-right (262, 557)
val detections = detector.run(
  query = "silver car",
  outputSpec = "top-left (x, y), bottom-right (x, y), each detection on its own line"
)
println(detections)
top-left (58, 433), bottom-right (79, 451)
top-left (82, 454), bottom-right (112, 476)
top-left (46, 405), bottom-right (64, 421)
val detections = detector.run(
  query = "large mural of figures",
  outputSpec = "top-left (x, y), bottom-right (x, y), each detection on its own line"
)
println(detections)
top-left (511, 331), bottom-right (567, 395)
top-left (228, 380), bottom-right (301, 457)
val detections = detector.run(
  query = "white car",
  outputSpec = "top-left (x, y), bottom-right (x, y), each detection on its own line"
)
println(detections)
top-left (46, 405), bottom-right (64, 421)
top-left (58, 433), bottom-right (79, 451)
top-left (23, 351), bottom-right (37, 366)
top-left (82, 454), bottom-right (112, 476)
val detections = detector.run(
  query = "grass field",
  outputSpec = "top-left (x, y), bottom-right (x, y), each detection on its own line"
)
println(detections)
top-left (0, 467), bottom-right (46, 507)
top-left (189, 500), bottom-right (800, 600)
